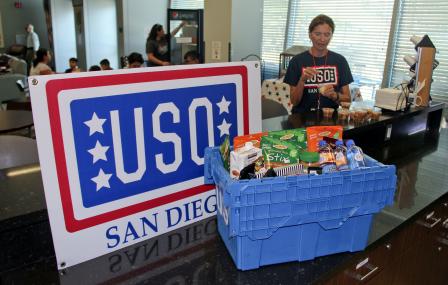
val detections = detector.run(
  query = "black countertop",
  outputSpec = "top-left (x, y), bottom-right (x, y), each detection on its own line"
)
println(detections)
top-left (261, 102), bottom-right (444, 133)
top-left (1, 109), bottom-right (447, 284)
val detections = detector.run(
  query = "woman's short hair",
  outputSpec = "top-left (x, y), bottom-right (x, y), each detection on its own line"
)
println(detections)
top-left (308, 14), bottom-right (335, 34)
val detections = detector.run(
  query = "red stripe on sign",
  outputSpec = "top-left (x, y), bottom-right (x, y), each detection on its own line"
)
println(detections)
top-left (45, 66), bottom-right (249, 232)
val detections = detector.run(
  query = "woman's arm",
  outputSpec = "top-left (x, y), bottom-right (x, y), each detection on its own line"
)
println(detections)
top-left (320, 84), bottom-right (351, 103)
top-left (170, 21), bottom-right (186, 37)
top-left (147, 53), bottom-right (169, 66)
top-left (338, 85), bottom-right (351, 102)
top-left (290, 79), bottom-right (306, 106)
top-left (289, 67), bottom-right (318, 106)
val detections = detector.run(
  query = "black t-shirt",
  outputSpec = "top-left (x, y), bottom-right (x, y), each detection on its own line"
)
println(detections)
top-left (145, 35), bottom-right (170, 66)
top-left (284, 50), bottom-right (354, 113)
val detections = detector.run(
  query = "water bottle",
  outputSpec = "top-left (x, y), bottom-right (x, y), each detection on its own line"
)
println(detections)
top-left (345, 139), bottom-right (366, 169)
top-left (318, 140), bottom-right (336, 173)
top-left (334, 140), bottom-right (349, 171)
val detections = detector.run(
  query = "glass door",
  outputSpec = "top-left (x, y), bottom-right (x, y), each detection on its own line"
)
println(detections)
top-left (167, 9), bottom-right (204, 65)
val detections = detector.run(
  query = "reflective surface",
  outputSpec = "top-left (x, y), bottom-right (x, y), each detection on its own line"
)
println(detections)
top-left (262, 102), bottom-right (444, 133)
top-left (1, 114), bottom-right (447, 285)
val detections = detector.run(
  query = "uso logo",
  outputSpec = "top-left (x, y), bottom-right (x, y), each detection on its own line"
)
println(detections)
top-left (45, 67), bottom-right (249, 232)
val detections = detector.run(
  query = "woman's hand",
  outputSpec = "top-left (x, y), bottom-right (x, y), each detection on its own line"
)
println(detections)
top-left (300, 67), bottom-right (318, 83)
top-left (162, 61), bottom-right (170, 66)
top-left (319, 84), bottom-right (338, 101)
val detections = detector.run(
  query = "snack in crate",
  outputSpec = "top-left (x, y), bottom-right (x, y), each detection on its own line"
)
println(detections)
top-left (267, 128), bottom-right (307, 151)
top-left (254, 163), bottom-right (304, 179)
top-left (239, 156), bottom-right (267, 180)
top-left (261, 136), bottom-right (301, 169)
top-left (230, 142), bottom-right (262, 179)
top-left (273, 164), bottom-right (304, 177)
top-left (306, 126), bottom-right (343, 152)
top-left (233, 132), bottom-right (268, 150)
top-left (219, 136), bottom-right (230, 171)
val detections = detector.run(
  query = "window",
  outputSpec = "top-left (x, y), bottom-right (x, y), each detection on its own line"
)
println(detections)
top-left (170, 0), bottom-right (203, 9)
top-left (260, 0), bottom-right (289, 80)
top-left (387, 0), bottom-right (448, 103)
top-left (285, 0), bottom-right (394, 100)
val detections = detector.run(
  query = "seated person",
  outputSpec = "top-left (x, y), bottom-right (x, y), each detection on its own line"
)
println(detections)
top-left (184, 50), bottom-right (200, 64)
top-left (29, 48), bottom-right (54, 76)
top-left (88, 65), bottom-right (101, 71)
top-left (100, 58), bottom-right (113, 70)
top-left (127, 52), bottom-right (144, 68)
top-left (65, 57), bottom-right (81, 73)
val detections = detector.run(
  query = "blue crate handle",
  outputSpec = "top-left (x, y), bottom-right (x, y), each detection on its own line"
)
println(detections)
top-left (204, 147), bottom-right (215, 185)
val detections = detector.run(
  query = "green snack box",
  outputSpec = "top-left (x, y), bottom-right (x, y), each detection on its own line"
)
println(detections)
top-left (261, 136), bottom-right (300, 168)
top-left (267, 128), bottom-right (307, 150)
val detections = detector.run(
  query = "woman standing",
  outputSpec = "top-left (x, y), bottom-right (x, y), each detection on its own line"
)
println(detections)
top-left (29, 48), bottom-right (54, 76)
top-left (146, 22), bottom-right (185, 66)
top-left (284, 14), bottom-right (353, 113)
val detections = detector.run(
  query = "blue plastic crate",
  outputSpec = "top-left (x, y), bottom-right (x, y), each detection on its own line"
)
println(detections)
top-left (204, 147), bottom-right (396, 270)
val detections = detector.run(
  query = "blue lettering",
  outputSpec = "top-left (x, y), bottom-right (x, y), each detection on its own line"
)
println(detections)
top-left (184, 202), bottom-right (191, 222)
top-left (106, 226), bottom-right (120, 249)
top-left (166, 207), bottom-right (182, 228)
top-left (123, 222), bottom-right (139, 244)
top-left (140, 213), bottom-right (159, 237)
top-left (204, 194), bottom-right (217, 213)
top-left (191, 199), bottom-right (203, 219)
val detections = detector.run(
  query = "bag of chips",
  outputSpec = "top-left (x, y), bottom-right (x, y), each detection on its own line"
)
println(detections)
top-left (306, 126), bottom-right (343, 152)
top-left (233, 132), bottom-right (268, 151)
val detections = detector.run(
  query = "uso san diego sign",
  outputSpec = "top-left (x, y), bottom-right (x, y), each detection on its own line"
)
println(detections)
top-left (29, 62), bottom-right (261, 269)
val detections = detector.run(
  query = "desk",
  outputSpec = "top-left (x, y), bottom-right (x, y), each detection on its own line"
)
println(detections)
top-left (0, 110), bottom-right (34, 135)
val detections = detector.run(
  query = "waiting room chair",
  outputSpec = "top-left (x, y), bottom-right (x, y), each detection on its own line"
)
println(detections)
top-left (0, 135), bottom-right (39, 169)
top-left (262, 97), bottom-right (289, 120)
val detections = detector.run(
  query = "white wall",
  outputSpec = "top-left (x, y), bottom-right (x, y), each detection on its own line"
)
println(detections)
top-left (204, 0), bottom-right (231, 63)
top-left (51, 0), bottom-right (77, 73)
top-left (0, 0), bottom-right (50, 53)
top-left (84, 0), bottom-right (118, 69)
top-left (231, 0), bottom-right (263, 62)
top-left (122, 0), bottom-right (167, 57)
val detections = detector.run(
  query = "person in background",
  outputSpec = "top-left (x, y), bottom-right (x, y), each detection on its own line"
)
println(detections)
top-left (88, 65), bottom-right (101, 71)
top-left (127, 52), bottom-right (144, 68)
top-left (284, 14), bottom-right (353, 114)
top-left (65, 57), bottom-right (81, 73)
top-left (29, 48), bottom-right (53, 76)
top-left (100, 59), bottom-right (113, 70)
top-left (146, 22), bottom-right (185, 66)
top-left (25, 24), bottom-right (40, 73)
top-left (183, 50), bottom-right (200, 64)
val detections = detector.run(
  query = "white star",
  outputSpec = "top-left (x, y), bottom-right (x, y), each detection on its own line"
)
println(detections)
top-left (91, 169), bottom-right (112, 191)
top-left (84, 113), bottom-right (106, 136)
top-left (217, 118), bottom-right (232, 137)
top-left (216, 96), bottom-right (231, 114)
top-left (87, 140), bottom-right (110, 164)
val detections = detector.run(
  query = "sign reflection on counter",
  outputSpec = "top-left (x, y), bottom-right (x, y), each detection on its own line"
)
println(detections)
top-left (60, 218), bottom-right (218, 284)
top-left (29, 62), bottom-right (261, 269)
